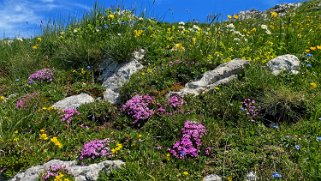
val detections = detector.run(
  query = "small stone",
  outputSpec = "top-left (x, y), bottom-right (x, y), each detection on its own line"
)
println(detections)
top-left (168, 59), bottom-right (250, 97)
top-left (52, 93), bottom-right (94, 110)
top-left (267, 54), bottom-right (300, 75)
top-left (99, 50), bottom-right (145, 104)
top-left (203, 174), bottom-right (222, 181)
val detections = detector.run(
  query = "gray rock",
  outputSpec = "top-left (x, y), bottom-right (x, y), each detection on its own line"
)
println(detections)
top-left (11, 159), bottom-right (125, 181)
top-left (99, 49), bottom-right (145, 104)
top-left (246, 171), bottom-right (257, 181)
top-left (267, 54), bottom-right (300, 75)
top-left (169, 59), bottom-right (250, 97)
top-left (203, 174), bottom-right (222, 181)
top-left (52, 93), bottom-right (95, 110)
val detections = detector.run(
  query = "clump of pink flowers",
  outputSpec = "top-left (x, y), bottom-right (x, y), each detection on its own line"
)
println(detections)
top-left (168, 95), bottom-right (184, 108)
top-left (42, 164), bottom-right (68, 180)
top-left (79, 138), bottom-right (112, 160)
top-left (28, 68), bottom-right (54, 84)
top-left (121, 95), bottom-right (155, 124)
top-left (61, 108), bottom-right (80, 123)
top-left (168, 121), bottom-right (207, 159)
top-left (16, 92), bottom-right (38, 109)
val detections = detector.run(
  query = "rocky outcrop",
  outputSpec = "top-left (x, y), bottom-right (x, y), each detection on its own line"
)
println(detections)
top-left (11, 159), bottom-right (125, 181)
top-left (235, 3), bottom-right (302, 20)
top-left (267, 54), bottom-right (300, 75)
top-left (99, 49), bottom-right (145, 104)
top-left (52, 93), bottom-right (95, 110)
top-left (168, 59), bottom-right (250, 97)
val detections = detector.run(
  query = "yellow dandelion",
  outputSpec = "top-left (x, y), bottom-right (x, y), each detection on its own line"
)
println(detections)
top-left (171, 43), bottom-right (185, 52)
top-left (305, 49), bottom-right (311, 53)
top-left (183, 171), bottom-right (189, 176)
top-left (271, 12), bottom-right (278, 18)
top-left (227, 15), bottom-right (232, 19)
top-left (317, 45), bottom-right (321, 50)
top-left (233, 15), bottom-right (239, 19)
top-left (310, 47), bottom-right (317, 51)
top-left (0, 96), bottom-right (5, 101)
top-left (310, 82), bottom-right (317, 89)
top-left (108, 14), bottom-right (115, 19)
top-left (50, 137), bottom-right (63, 149)
top-left (111, 148), bottom-right (116, 154)
top-left (32, 45), bottom-right (38, 50)
top-left (37, 37), bottom-right (42, 42)
top-left (134, 30), bottom-right (144, 38)
top-left (40, 133), bottom-right (48, 140)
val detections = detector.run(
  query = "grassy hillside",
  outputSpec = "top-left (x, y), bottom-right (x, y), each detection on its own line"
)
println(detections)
top-left (1, 0), bottom-right (321, 180)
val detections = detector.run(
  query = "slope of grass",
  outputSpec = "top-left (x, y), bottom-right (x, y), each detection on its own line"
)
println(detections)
top-left (1, 0), bottom-right (321, 180)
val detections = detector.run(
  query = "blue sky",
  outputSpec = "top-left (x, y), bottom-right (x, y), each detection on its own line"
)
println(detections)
top-left (0, 0), bottom-right (304, 38)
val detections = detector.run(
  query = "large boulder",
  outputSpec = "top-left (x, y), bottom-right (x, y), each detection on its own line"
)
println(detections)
top-left (99, 49), bottom-right (145, 104)
top-left (168, 59), bottom-right (250, 97)
top-left (267, 54), bottom-right (300, 75)
top-left (52, 93), bottom-right (94, 110)
top-left (11, 159), bottom-right (125, 181)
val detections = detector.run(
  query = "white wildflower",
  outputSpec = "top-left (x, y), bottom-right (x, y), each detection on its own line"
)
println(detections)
top-left (226, 23), bottom-right (235, 29)
top-left (261, 24), bottom-right (268, 30)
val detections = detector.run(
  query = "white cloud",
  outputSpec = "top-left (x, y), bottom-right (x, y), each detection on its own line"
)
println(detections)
top-left (0, 0), bottom-right (90, 38)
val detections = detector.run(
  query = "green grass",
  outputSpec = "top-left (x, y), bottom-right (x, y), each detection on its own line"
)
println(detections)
top-left (1, 0), bottom-right (321, 180)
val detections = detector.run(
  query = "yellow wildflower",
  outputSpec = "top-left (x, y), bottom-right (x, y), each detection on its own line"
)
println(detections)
top-left (42, 106), bottom-right (48, 110)
top-left (183, 171), bottom-right (189, 176)
top-left (111, 148), bottom-right (116, 154)
top-left (228, 176), bottom-right (233, 181)
top-left (108, 14), bottom-right (115, 19)
top-left (115, 143), bottom-right (123, 151)
top-left (13, 137), bottom-right (19, 142)
top-left (233, 15), bottom-right (239, 19)
top-left (134, 30), bottom-right (144, 38)
top-left (310, 82), bottom-right (317, 89)
top-left (32, 45), bottom-right (38, 50)
top-left (171, 43), bottom-right (185, 52)
top-left (54, 173), bottom-right (64, 181)
top-left (40, 133), bottom-right (48, 140)
top-left (51, 137), bottom-right (63, 149)
top-left (14, 130), bottom-right (18, 134)
top-left (64, 179), bottom-right (70, 181)
top-left (305, 49), bottom-right (311, 53)
top-left (271, 12), bottom-right (278, 18)
top-left (37, 37), bottom-right (42, 42)
top-left (138, 134), bottom-right (142, 139)
top-left (310, 47), bottom-right (316, 51)
top-left (317, 45), bottom-right (321, 50)
top-left (40, 129), bottom-right (46, 133)
top-left (227, 15), bottom-right (232, 19)
top-left (0, 96), bottom-right (5, 101)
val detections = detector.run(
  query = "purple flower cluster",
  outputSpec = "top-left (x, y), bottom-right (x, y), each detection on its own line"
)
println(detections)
top-left (121, 95), bottom-right (155, 124)
top-left (42, 164), bottom-right (67, 180)
top-left (16, 92), bottom-right (38, 109)
top-left (168, 95), bottom-right (184, 108)
top-left (28, 68), bottom-right (54, 84)
top-left (79, 138), bottom-right (112, 160)
top-left (241, 98), bottom-right (257, 119)
top-left (61, 108), bottom-right (80, 123)
top-left (168, 121), bottom-right (207, 159)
